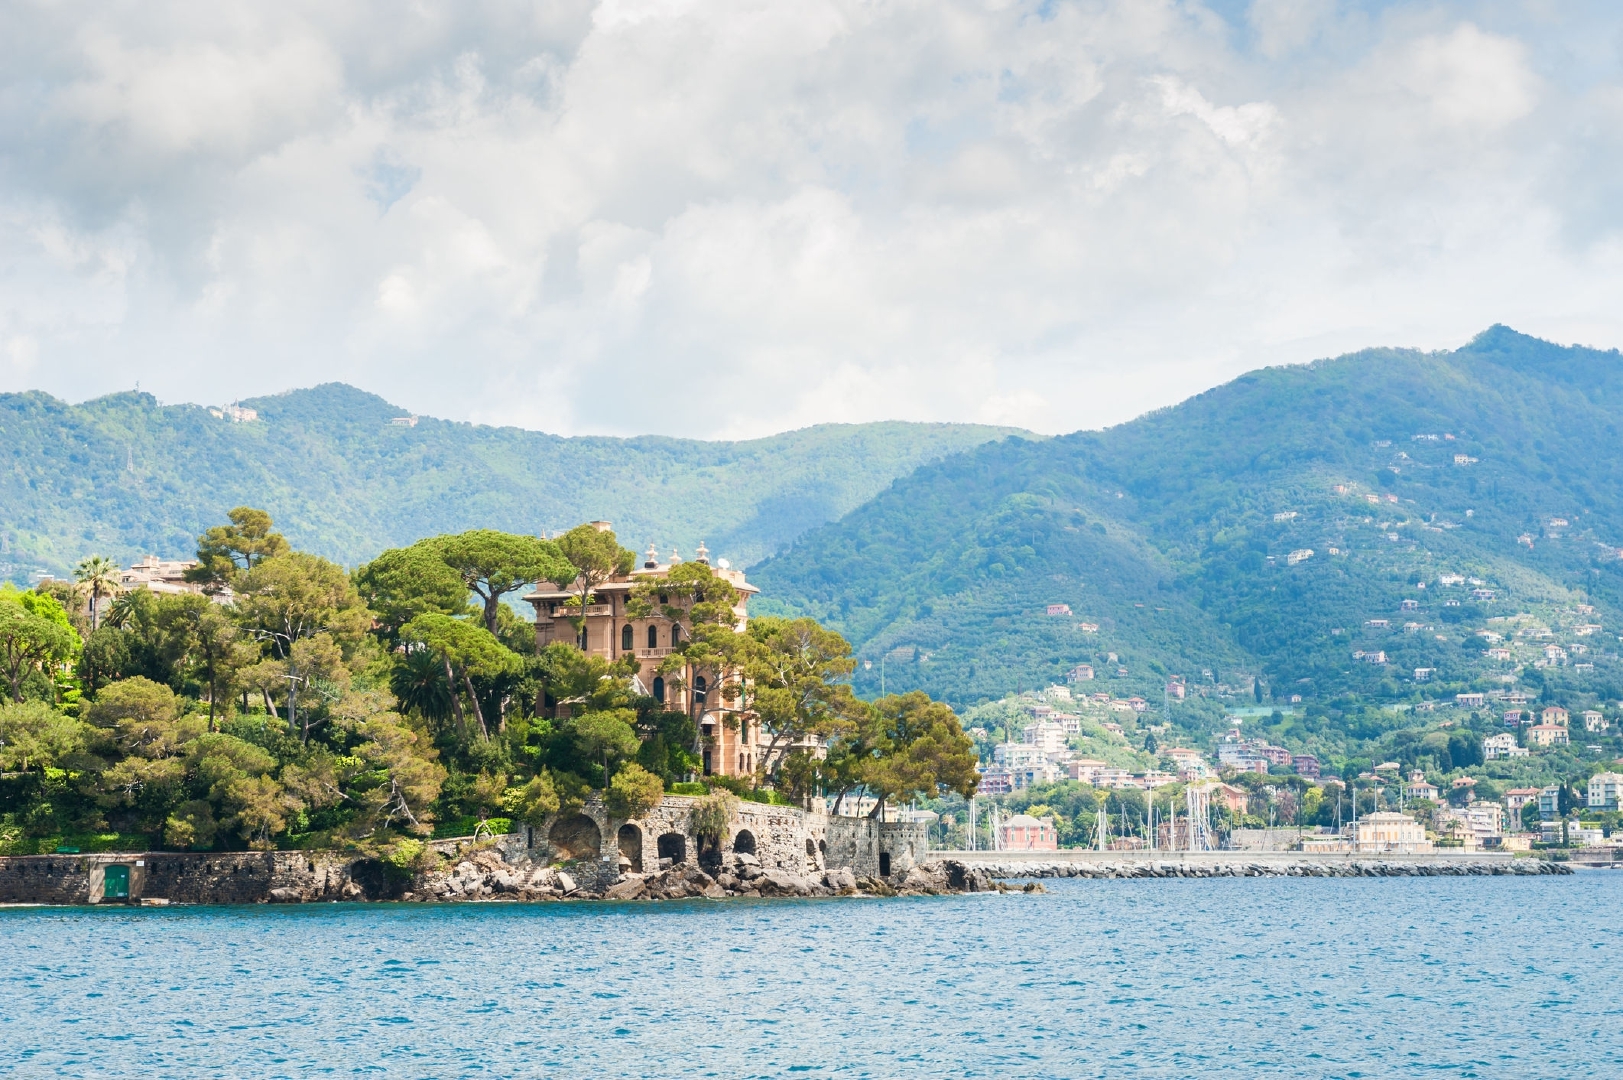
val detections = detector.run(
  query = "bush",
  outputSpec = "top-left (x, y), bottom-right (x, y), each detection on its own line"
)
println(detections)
top-left (689, 792), bottom-right (738, 840)
top-left (606, 763), bottom-right (665, 819)
top-left (669, 781), bottom-right (709, 796)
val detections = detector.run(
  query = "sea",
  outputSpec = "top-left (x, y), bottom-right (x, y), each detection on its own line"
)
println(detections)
top-left (2, 871), bottom-right (1618, 1078)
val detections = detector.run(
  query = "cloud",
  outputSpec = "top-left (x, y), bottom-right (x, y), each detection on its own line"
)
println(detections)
top-left (0, 0), bottom-right (1619, 438)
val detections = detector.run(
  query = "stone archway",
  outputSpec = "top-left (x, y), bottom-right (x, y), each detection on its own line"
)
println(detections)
top-left (549, 814), bottom-right (602, 860)
top-left (732, 829), bottom-right (757, 856)
top-left (656, 832), bottom-right (687, 866)
top-left (618, 823), bottom-right (643, 873)
top-left (805, 838), bottom-right (819, 871)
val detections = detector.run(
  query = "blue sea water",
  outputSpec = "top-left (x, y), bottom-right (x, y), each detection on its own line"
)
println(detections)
top-left (2, 871), bottom-right (1619, 1079)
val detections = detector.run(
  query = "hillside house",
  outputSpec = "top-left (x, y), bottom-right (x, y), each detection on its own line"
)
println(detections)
top-left (1587, 773), bottom-right (1623, 810)
top-left (1065, 759), bottom-right (1110, 784)
top-left (1077, 622), bottom-right (1099, 633)
top-left (1401, 599), bottom-right (1420, 611)
top-left (1352, 812), bottom-right (1432, 853)
top-left (1292, 754), bottom-right (1320, 779)
top-left (119, 556), bottom-right (211, 597)
top-left (1366, 651), bottom-right (1388, 664)
top-left (1404, 772), bottom-right (1439, 802)
top-left (1366, 619), bottom-right (1390, 629)
top-left (525, 528), bottom-right (767, 779)
top-left (1414, 668), bottom-right (1435, 681)
top-left (1483, 733), bottom-right (1524, 760)
top-left (1472, 589), bottom-right (1496, 601)
top-left (1500, 785), bottom-right (1538, 812)
top-left (1485, 648), bottom-right (1512, 661)
top-left (1287, 548), bottom-right (1314, 565)
top-left (1583, 711), bottom-right (1608, 732)
top-left (1456, 693), bottom-right (1485, 707)
top-left (1165, 680), bottom-right (1186, 700)
top-left (976, 766), bottom-right (1014, 796)
top-left (1541, 706), bottom-right (1569, 726)
top-left (1046, 604), bottom-right (1072, 616)
top-left (1527, 724), bottom-right (1569, 748)
top-left (1067, 664), bottom-right (1094, 682)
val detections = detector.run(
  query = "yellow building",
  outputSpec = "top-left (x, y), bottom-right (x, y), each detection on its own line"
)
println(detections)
top-left (1352, 811), bottom-right (1432, 853)
top-left (524, 527), bottom-right (766, 779)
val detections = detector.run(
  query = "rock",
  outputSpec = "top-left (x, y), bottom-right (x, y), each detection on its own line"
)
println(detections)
top-left (733, 852), bottom-right (761, 868)
top-left (556, 871), bottom-right (578, 895)
top-left (702, 883), bottom-right (727, 899)
top-left (341, 880), bottom-right (363, 900)
top-left (739, 864), bottom-right (764, 882)
top-left (605, 877), bottom-right (648, 901)
top-left (268, 887), bottom-right (305, 904)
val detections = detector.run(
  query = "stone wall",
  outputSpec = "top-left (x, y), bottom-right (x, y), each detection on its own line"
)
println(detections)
top-left (824, 818), bottom-right (930, 878)
top-left (0, 851), bottom-right (374, 905)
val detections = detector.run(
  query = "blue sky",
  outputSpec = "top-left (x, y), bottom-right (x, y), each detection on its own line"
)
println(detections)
top-left (2, 1), bottom-right (1620, 438)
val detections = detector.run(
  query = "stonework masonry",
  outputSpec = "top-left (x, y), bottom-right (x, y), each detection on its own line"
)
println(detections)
top-left (0, 796), bottom-right (932, 905)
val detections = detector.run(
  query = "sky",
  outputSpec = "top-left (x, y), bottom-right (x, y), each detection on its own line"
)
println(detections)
top-left (2, 0), bottom-right (1622, 440)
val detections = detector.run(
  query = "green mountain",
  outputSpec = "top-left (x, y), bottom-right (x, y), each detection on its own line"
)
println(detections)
top-left (0, 383), bottom-right (1020, 580)
top-left (751, 327), bottom-right (1623, 713)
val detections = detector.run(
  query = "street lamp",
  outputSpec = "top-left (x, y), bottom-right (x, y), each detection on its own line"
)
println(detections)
top-left (863, 656), bottom-right (885, 695)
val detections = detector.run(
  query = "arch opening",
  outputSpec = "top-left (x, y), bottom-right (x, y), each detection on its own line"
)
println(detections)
top-left (548, 814), bottom-right (602, 860)
top-left (617, 823), bottom-right (643, 873)
top-left (656, 832), bottom-right (687, 866)
top-left (621, 625), bottom-right (633, 652)
top-left (733, 829), bottom-right (757, 856)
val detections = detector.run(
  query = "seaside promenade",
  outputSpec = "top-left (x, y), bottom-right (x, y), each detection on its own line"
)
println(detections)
top-left (927, 847), bottom-right (1556, 877)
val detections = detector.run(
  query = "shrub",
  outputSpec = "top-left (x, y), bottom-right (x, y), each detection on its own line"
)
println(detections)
top-left (669, 781), bottom-right (708, 796)
top-left (689, 792), bottom-right (738, 840)
top-left (606, 763), bottom-right (664, 819)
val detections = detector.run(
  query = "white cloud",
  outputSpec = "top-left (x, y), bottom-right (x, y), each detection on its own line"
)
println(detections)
top-left (0, 0), bottom-right (1618, 437)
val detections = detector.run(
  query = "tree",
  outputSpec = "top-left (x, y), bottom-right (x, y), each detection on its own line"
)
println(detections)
top-left (400, 614), bottom-right (520, 739)
top-left (354, 544), bottom-right (470, 641)
top-left (431, 530), bottom-right (576, 636)
top-left (555, 524), bottom-right (636, 639)
top-left (0, 587), bottom-right (80, 703)
top-left (353, 709), bottom-right (447, 834)
top-left (605, 762), bottom-right (664, 819)
top-left (184, 507), bottom-right (290, 593)
top-left (571, 708), bottom-right (640, 787)
top-left (235, 552), bottom-right (371, 738)
top-left (77, 625), bottom-right (132, 697)
top-left (732, 616), bottom-right (859, 781)
top-left (841, 691), bottom-right (979, 817)
top-left (0, 701), bottom-right (90, 771)
top-left (74, 555), bottom-right (122, 631)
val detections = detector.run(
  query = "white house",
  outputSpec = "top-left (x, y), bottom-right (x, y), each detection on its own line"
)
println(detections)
top-left (1588, 773), bottom-right (1623, 811)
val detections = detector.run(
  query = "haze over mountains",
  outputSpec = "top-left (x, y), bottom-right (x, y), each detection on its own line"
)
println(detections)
top-left (0, 383), bottom-right (1017, 579)
top-left (754, 327), bottom-right (1623, 710)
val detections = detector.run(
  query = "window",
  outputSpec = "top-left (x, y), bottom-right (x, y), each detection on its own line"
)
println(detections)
top-left (647, 625), bottom-right (658, 650)
top-left (621, 625), bottom-right (633, 652)
top-left (694, 675), bottom-right (707, 705)
top-left (653, 676), bottom-right (664, 702)
top-left (671, 624), bottom-right (683, 644)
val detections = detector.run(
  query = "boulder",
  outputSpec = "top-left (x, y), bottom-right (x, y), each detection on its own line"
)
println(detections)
top-left (605, 876), bottom-right (649, 901)
top-left (556, 871), bottom-right (578, 895)
top-left (268, 887), bottom-right (305, 904)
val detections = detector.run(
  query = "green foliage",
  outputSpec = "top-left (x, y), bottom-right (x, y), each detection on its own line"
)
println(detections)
top-left (689, 791), bottom-right (738, 840)
top-left (0, 383), bottom-right (1015, 583)
top-left (755, 327), bottom-right (1623, 711)
top-left (605, 762), bottom-right (665, 819)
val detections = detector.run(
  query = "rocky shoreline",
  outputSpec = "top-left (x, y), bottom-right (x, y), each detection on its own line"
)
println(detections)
top-left (959, 858), bottom-right (1573, 879)
top-left (277, 849), bottom-right (1002, 904)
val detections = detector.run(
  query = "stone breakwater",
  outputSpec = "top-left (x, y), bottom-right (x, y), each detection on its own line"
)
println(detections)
top-left (960, 858), bottom-right (1573, 879)
top-left (397, 848), bottom-right (999, 903)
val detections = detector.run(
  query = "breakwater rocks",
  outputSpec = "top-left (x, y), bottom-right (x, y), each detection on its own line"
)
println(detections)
top-left (960, 858), bottom-right (1573, 879)
top-left (398, 849), bottom-right (999, 903)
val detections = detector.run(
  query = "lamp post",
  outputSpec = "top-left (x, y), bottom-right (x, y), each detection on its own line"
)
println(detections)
top-left (863, 656), bottom-right (885, 695)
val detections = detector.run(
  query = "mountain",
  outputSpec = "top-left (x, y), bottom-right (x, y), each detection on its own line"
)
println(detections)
top-left (0, 383), bottom-right (1021, 580)
top-left (751, 327), bottom-right (1623, 713)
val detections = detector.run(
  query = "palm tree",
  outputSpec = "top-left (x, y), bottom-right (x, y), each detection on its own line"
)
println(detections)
top-left (74, 555), bottom-right (122, 632)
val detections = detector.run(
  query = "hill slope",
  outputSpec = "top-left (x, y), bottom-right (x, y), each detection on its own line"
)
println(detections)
top-left (0, 383), bottom-right (1020, 578)
top-left (752, 327), bottom-right (1623, 710)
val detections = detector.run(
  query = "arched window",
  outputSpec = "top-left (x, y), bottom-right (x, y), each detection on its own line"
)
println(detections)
top-left (578, 625), bottom-right (588, 650)
top-left (694, 675), bottom-right (707, 705)
top-left (652, 676), bottom-right (665, 702)
top-left (671, 624), bottom-right (683, 645)
top-left (621, 624), bottom-right (633, 652)
top-left (647, 625), bottom-right (658, 649)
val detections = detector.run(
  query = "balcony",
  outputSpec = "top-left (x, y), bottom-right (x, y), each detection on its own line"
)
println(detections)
top-left (636, 647), bottom-right (673, 659)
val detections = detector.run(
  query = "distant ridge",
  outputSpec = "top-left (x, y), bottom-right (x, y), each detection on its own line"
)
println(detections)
top-left (752, 327), bottom-right (1623, 709)
top-left (0, 382), bottom-right (1022, 580)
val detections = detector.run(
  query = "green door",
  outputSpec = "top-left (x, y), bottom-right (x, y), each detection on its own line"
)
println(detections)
top-left (103, 865), bottom-right (130, 900)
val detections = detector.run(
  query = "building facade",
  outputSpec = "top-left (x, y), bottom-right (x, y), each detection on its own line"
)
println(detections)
top-left (524, 527), bottom-right (766, 778)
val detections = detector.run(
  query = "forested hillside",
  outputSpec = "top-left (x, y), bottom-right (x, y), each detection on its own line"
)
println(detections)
top-left (0, 383), bottom-right (1017, 580)
top-left (753, 327), bottom-right (1623, 713)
